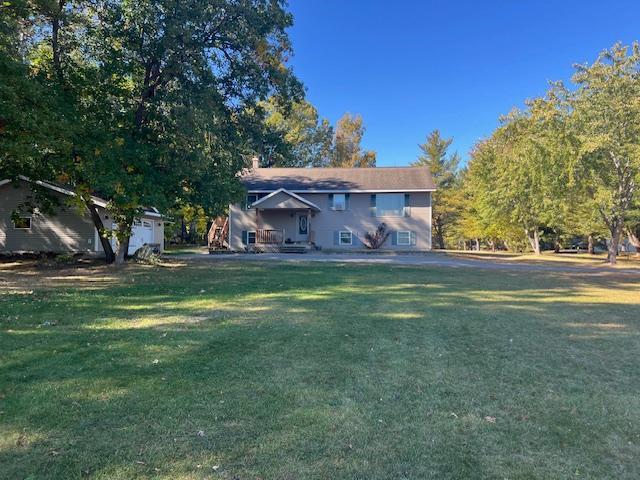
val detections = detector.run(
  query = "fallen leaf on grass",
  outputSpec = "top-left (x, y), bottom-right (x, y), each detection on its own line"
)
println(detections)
top-left (484, 416), bottom-right (496, 423)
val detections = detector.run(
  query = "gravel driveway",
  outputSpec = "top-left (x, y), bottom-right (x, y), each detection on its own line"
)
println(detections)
top-left (181, 251), bottom-right (639, 275)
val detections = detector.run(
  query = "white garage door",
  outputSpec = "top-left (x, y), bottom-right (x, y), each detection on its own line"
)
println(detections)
top-left (128, 220), bottom-right (154, 254)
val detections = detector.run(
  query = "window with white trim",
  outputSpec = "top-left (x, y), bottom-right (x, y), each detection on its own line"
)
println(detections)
top-left (13, 217), bottom-right (31, 229)
top-left (397, 231), bottom-right (411, 246)
top-left (375, 193), bottom-right (404, 216)
top-left (339, 230), bottom-right (352, 245)
top-left (333, 193), bottom-right (346, 210)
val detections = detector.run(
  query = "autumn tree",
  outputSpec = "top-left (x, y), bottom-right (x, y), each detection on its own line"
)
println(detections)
top-left (330, 113), bottom-right (376, 167)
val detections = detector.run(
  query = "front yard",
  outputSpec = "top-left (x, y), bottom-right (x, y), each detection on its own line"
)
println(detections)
top-left (1, 260), bottom-right (639, 479)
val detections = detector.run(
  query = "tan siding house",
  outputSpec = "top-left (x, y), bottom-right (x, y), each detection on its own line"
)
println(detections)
top-left (0, 178), bottom-right (164, 254)
top-left (227, 163), bottom-right (435, 252)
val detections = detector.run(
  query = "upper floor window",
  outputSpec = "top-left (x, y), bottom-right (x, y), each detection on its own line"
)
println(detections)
top-left (245, 194), bottom-right (258, 209)
top-left (333, 193), bottom-right (346, 210)
top-left (375, 194), bottom-right (405, 217)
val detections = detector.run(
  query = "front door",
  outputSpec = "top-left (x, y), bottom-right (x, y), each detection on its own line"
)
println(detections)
top-left (296, 213), bottom-right (309, 242)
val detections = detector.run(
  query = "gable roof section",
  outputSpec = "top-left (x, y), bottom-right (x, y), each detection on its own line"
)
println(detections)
top-left (251, 188), bottom-right (321, 211)
top-left (242, 166), bottom-right (436, 192)
top-left (1, 177), bottom-right (162, 218)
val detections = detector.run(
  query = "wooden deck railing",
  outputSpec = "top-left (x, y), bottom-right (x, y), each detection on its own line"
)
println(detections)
top-left (256, 229), bottom-right (284, 244)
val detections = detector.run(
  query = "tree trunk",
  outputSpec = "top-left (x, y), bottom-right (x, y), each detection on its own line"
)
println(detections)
top-left (587, 235), bottom-right (594, 255)
top-left (115, 242), bottom-right (127, 265)
top-left (114, 233), bottom-right (131, 265)
top-left (607, 223), bottom-right (623, 265)
top-left (526, 228), bottom-right (541, 255)
top-left (50, 1), bottom-right (65, 80)
top-left (474, 238), bottom-right (480, 251)
top-left (123, 236), bottom-right (131, 260)
top-left (87, 203), bottom-right (115, 263)
top-left (113, 219), bottom-right (133, 265)
top-left (435, 231), bottom-right (445, 250)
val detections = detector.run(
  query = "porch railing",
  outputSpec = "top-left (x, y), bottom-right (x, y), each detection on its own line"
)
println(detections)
top-left (256, 229), bottom-right (284, 244)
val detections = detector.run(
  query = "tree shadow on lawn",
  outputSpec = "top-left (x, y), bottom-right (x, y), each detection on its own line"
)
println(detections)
top-left (1, 262), bottom-right (640, 479)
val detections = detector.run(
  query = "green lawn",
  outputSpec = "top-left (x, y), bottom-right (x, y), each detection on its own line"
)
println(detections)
top-left (1, 260), bottom-right (639, 479)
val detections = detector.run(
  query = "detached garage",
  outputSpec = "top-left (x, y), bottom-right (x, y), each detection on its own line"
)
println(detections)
top-left (0, 177), bottom-right (164, 255)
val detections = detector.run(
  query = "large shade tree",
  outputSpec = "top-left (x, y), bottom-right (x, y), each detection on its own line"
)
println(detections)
top-left (259, 97), bottom-right (333, 167)
top-left (462, 94), bottom-right (573, 255)
top-left (0, 0), bottom-right (302, 263)
top-left (569, 43), bottom-right (640, 264)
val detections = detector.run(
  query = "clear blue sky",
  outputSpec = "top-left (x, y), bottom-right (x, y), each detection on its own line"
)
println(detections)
top-left (287, 0), bottom-right (640, 166)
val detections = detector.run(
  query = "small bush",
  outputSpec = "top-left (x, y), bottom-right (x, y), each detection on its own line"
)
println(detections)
top-left (54, 253), bottom-right (75, 264)
top-left (133, 245), bottom-right (162, 264)
top-left (363, 223), bottom-right (390, 249)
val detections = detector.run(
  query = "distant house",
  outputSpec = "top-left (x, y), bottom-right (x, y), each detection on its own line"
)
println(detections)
top-left (0, 177), bottom-right (164, 255)
top-left (210, 159), bottom-right (435, 252)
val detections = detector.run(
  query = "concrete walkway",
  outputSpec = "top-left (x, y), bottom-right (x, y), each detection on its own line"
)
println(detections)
top-left (181, 251), bottom-right (639, 275)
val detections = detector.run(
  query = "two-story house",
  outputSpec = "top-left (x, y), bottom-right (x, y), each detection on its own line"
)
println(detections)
top-left (216, 159), bottom-right (436, 252)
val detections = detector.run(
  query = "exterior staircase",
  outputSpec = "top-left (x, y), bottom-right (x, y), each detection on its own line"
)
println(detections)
top-left (208, 216), bottom-right (229, 253)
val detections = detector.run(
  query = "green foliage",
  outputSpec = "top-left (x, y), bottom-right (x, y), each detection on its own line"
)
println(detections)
top-left (0, 0), bottom-right (302, 263)
top-left (457, 43), bottom-right (640, 262)
top-left (569, 43), bottom-right (640, 261)
top-left (259, 97), bottom-right (333, 167)
top-left (412, 130), bottom-right (460, 249)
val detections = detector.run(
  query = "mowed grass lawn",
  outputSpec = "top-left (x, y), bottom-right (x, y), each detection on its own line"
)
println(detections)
top-left (1, 260), bottom-right (639, 479)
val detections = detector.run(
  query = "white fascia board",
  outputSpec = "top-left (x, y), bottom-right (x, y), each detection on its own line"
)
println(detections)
top-left (250, 188), bottom-right (322, 211)
top-left (247, 188), bottom-right (436, 193)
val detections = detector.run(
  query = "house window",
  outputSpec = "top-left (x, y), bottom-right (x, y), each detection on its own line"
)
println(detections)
top-left (339, 230), bottom-right (352, 246)
top-left (397, 231), bottom-right (412, 246)
top-left (247, 231), bottom-right (256, 244)
top-left (375, 194), bottom-right (405, 216)
top-left (246, 194), bottom-right (258, 209)
top-left (13, 217), bottom-right (31, 229)
top-left (333, 193), bottom-right (346, 210)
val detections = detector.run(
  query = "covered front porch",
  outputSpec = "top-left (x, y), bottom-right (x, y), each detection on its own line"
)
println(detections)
top-left (249, 189), bottom-right (321, 253)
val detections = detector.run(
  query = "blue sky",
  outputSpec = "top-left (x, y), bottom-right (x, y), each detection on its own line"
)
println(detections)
top-left (287, 0), bottom-right (640, 166)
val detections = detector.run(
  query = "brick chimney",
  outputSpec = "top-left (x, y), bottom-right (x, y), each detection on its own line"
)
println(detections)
top-left (251, 156), bottom-right (260, 170)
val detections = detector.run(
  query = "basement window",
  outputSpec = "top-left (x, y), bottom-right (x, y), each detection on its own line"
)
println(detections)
top-left (339, 231), bottom-right (352, 246)
top-left (397, 231), bottom-right (411, 246)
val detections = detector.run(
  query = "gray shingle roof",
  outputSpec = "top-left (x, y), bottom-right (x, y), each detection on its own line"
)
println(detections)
top-left (242, 166), bottom-right (436, 192)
